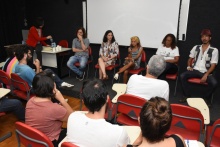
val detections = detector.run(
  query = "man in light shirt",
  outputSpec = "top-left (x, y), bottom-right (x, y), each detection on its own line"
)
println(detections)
top-left (67, 79), bottom-right (130, 147)
top-left (180, 29), bottom-right (218, 106)
top-left (126, 55), bottom-right (169, 101)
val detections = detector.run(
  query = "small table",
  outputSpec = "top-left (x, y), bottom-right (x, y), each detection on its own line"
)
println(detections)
top-left (0, 62), bottom-right (5, 69)
top-left (0, 88), bottom-right (11, 98)
top-left (123, 126), bottom-right (141, 144)
top-left (33, 47), bottom-right (72, 78)
top-left (111, 83), bottom-right (127, 103)
top-left (187, 98), bottom-right (210, 124)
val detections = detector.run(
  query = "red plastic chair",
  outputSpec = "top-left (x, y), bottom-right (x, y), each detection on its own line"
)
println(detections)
top-left (69, 46), bottom-right (93, 79)
top-left (166, 104), bottom-right (204, 141)
top-left (11, 73), bottom-right (35, 100)
top-left (114, 94), bottom-right (147, 126)
top-left (61, 142), bottom-right (79, 147)
top-left (95, 51), bottom-right (121, 83)
top-left (0, 112), bottom-right (12, 142)
top-left (206, 119), bottom-right (220, 147)
top-left (187, 59), bottom-right (214, 103)
top-left (15, 121), bottom-right (54, 147)
top-left (58, 40), bottom-right (68, 48)
top-left (0, 70), bottom-right (11, 89)
top-left (128, 50), bottom-right (147, 75)
top-left (166, 66), bottom-right (179, 96)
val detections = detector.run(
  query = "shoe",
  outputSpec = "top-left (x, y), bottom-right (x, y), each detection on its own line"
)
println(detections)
top-left (179, 97), bottom-right (187, 103)
top-left (60, 86), bottom-right (74, 90)
top-left (78, 72), bottom-right (85, 81)
top-left (76, 75), bottom-right (80, 80)
top-left (114, 73), bottom-right (119, 80)
top-left (61, 82), bottom-right (74, 87)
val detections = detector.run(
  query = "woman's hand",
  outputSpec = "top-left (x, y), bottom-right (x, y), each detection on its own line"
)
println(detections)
top-left (47, 35), bottom-right (52, 39)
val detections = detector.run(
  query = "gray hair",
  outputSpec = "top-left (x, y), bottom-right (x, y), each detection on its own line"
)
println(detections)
top-left (148, 55), bottom-right (166, 77)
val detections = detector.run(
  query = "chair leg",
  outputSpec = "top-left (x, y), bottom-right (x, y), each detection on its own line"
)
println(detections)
top-left (94, 68), bottom-right (98, 78)
top-left (86, 64), bottom-right (90, 79)
top-left (0, 132), bottom-right (12, 142)
top-left (174, 76), bottom-right (178, 97)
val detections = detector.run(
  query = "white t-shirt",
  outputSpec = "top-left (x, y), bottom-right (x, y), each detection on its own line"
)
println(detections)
top-left (189, 45), bottom-right (219, 73)
top-left (67, 112), bottom-right (130, 147)
top-left (156, 45), bottom-right (179, 60)
top-left (126, 74), bottom-right (169, 101)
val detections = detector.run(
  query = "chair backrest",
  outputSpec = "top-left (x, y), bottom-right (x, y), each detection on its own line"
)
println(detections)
top-left (171, 104), bottom-right (204, 134)
top-left (207, 119), bottom-right (220, 147)
top-left (116, 94), bottom-right (147, 120)
top-left (11, 73), bottom-right (31, 92)
top-left (61, 142), bottom-right (79, 147)
top-left (0, 70), bottom-right (11, 86)
top-left (15, 122), bottom-right (54, 147)
top-left (58, 40), bottom-right (68, 48)
top-left (141, 50), bottom-right (146, 62)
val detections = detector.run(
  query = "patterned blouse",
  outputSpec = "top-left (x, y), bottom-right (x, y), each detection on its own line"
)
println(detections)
top-left (99, 41), bottom-right (119, 65)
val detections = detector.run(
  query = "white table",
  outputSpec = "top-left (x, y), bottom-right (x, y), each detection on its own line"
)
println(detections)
top-left (0, 88), bottom-right (10, 98)
top-left (187, 98), bottom-right (210, 125)
top-left (111, 83), bottom-right (127, 103)
top-left (33, 47), bottom-right (72, 77)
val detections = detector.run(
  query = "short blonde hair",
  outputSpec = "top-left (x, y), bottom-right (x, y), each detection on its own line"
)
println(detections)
top-left (130, 36), bottom-right (141, 47)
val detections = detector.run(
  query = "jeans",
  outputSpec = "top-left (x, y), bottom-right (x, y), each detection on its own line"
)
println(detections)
top-left (180, 69), bottom-right (218, 99)
top-left (67, 55), bottom-right (88, 76)
top-left (44, 69), bottom-right (63, 87)
top-left (0, 97), bottom-right (25, 121)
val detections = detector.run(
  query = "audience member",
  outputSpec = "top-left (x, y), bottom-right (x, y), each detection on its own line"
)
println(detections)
top-left (114, 36), bottom-right (143, 83)
top-left (26, 17), bottom-right (52, 65)
top-left (67, 79), bottom-right (130, 147)
top-left (126, 55), bottom-right (169, 101)
top-left (67, 27), bottom-right (90, 81)
top-left (156, 34), bottom-right (179, 79)
top-left (179, 29), bottom-right (218, 106)
top-left (98, 30), bottom-right (119, 80)
top-left (0, 97), bottom-right (25, 121)
top-left (125, 97), bottom-right (186, 147)
top-left (2, 45), bottom-right (18, 76)
top-left (25, 72), bottom-right (73, 147)
top-left (14, 44), bottom-right (74, 89)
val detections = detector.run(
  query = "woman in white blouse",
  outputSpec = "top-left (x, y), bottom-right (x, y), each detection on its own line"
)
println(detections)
top-left (98, 30), bottom-right (119, 80)
top-left (156, 34), bottom-right (179, 79)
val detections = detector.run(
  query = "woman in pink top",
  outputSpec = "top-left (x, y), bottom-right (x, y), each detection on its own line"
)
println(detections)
top-left (25, 71), bottom-right (73, 147)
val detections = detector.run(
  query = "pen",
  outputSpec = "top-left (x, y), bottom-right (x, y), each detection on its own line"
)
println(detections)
top-left (187, 140), bottom-right (189, 147)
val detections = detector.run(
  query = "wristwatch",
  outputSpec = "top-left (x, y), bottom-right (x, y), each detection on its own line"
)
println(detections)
top-left (187, 66), bottom-right (191, 70)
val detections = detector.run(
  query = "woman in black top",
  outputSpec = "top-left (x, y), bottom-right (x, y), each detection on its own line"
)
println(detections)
top-left (125, 97), bottom-right (186, 147)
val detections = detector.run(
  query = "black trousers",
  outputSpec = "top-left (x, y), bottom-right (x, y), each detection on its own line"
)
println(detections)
top-left (35, 44), bottom-right (43, 66)
top-left (180, 69), bottom-right (218, 99)
top-left (158, 62), bottom-right (178, 80)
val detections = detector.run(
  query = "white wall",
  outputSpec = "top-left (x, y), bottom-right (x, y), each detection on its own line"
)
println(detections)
top-left (87, 0), bottom-right (181, 48)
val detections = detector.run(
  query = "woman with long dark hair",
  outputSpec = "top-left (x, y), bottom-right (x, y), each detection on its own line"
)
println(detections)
top-left (98, 30), bottom-right (119, 80)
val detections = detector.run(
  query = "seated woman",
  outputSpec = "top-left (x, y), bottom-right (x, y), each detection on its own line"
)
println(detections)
top-left (125, 97), bottom-right (186, 147)
top-left (156, 34), bottom-right (179, 79)
top-left (114, 36), bottom-right (143, 83)
top-left (25, 71), bottom-right (73, 147)
top-left (98, 30), bottom-right (119, 80)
